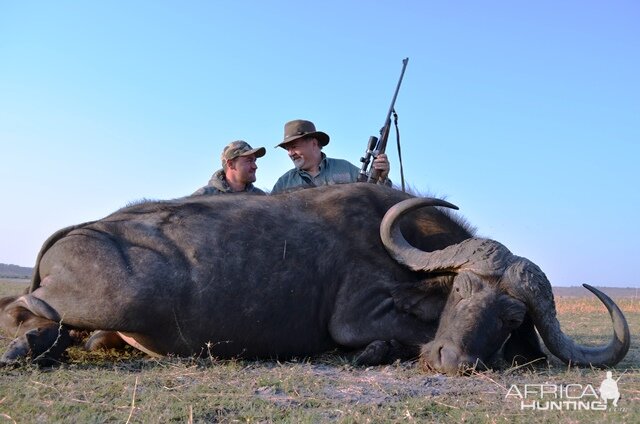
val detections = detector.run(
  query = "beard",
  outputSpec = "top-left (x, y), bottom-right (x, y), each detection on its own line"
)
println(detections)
top-left (291, 156), bottom-right (305, 169)
top-left (244, 172), bottom-right (257, 183)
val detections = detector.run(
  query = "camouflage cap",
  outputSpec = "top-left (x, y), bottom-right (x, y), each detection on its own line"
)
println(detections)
top-left (221, 140), bottom-right (266, 167)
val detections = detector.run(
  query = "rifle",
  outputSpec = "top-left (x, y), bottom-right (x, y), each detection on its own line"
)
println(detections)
top-left (358, 57), bottom-right (409, 185)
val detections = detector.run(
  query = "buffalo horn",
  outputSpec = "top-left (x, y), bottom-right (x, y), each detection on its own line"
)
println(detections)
top-left (379, 197), bottom-right (508, 274)
top-left (505, 260), bottom-right (630, 367)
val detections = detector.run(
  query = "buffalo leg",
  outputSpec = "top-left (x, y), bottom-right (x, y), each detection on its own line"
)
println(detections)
top-left (329, 280), bottom-right (437, 357)
top-left (0, 295), bottom-right (72, 366)
top-left (353, 339), bottom-right (420, 366)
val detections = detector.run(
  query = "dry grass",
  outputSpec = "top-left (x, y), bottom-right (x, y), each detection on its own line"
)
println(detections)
top-left (555, 296), bottom-right (640, 314)
top-left (0, 279), bottom-right (638, 422)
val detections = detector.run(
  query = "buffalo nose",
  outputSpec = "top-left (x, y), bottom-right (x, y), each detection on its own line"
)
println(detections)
top-left (438, 346), bottom-right (459, 369)
top-left (435, 345), bottom-right (485, 374)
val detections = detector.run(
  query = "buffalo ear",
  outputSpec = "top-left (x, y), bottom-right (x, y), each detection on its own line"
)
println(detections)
top-left (390, 275), bottom-right (453, 322)
top-left (503, 313), bottom-right (547, 367)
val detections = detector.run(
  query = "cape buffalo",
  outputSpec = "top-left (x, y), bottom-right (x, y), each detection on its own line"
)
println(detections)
top-left (0, 184), bottom-right (630, 374)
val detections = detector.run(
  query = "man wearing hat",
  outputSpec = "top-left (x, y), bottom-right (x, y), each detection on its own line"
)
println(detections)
top-left (271, 119), bottom-right (390, 194)
top-left (193, 140), bottom-right (267, 195)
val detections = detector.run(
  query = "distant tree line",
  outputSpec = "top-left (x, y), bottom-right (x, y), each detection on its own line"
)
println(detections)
top-left (0, 263), bottom-right (33, 279)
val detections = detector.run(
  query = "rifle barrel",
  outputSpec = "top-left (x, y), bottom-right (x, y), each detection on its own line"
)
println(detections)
top-left (367, 58), bottom-right (409, 183)
top-left (358, 58), bottom-right (409, 183)
top-left (383, 58), bottom-right (409, 132)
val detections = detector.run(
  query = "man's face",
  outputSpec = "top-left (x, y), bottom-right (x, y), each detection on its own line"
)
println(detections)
top-left (229, 154), bottom-right (258, 183)
top-left (284, 137), bottom-right (321, 172)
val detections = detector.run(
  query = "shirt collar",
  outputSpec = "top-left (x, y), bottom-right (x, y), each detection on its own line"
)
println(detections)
top-left (298, 153), bottom-right (328, 176)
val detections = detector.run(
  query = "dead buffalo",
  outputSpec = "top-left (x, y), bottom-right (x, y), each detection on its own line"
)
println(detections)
top-left (0, 184), bottom-right (630, 374)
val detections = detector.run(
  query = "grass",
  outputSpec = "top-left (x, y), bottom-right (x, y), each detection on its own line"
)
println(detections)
top-left (0, 278), bottom-right (29, 297)
top-left (0, 279), bottom-right (638, 423)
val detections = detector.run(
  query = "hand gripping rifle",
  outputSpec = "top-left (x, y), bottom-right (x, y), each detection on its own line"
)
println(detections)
top-left (358, 57), bottom-right (409, 187)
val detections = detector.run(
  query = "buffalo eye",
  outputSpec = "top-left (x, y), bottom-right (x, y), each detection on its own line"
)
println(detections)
top-left (503, 316), bottom-right (523, 329)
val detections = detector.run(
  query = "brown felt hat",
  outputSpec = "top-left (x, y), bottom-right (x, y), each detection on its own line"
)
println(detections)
top-left (220, 140), bottom-right (266, 167)
top-left (276, 119), bottom-right (330, 148)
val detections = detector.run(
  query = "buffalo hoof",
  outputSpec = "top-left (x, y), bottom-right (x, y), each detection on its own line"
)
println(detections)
top-left (354, 339), bottom-right (418, 366)
top-left (354, 340), bottom-right (391, 366)
top-left (1, 326), bottom-right (71, 367)
top-left (354, 340), bottom-right (408, 366)
top-left (85, 330), bottom-right (127, 351)
top-left (0, 336), bottom-right (31, 367)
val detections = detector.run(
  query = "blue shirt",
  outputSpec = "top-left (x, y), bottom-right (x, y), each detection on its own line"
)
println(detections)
top-left (272, 154), bottom-right (389, 194)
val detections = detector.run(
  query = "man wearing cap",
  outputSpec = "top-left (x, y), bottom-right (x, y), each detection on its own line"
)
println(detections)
top-left (193, 140), bottom-right (267, 195)
top-left (271, 120), bottom-right (390, 194)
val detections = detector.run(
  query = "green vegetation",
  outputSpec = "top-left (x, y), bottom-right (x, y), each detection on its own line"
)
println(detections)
top-left (0, 280), bottom-right (638, 423)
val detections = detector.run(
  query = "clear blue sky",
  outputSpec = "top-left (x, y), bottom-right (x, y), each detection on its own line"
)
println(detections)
top-left (1, 1), bottom-right (638, 287)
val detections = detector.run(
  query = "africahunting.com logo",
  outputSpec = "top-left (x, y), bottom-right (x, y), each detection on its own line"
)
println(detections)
top-left (505, 371), bottom-right (624, 411)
